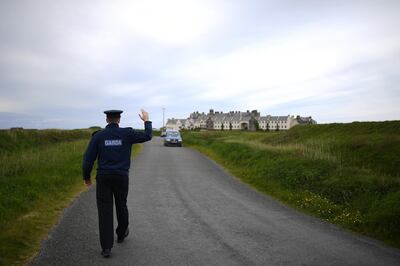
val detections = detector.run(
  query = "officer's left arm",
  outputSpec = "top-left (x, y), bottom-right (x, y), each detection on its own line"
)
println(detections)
top-left (82, 135), bottom-right (99, 181)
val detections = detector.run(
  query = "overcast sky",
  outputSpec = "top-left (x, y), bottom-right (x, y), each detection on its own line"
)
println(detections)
top-left (0, 0), bottom-right (399, 129)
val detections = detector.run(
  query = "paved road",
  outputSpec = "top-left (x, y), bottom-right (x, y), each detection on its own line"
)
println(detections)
top-left (32, 137), bottom-right (400, 265)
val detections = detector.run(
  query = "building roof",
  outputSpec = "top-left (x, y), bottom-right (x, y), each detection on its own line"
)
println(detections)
top-left (259, 115), bottom-right (289, 121)
top-left (166, 118), bottom-right (187, 125)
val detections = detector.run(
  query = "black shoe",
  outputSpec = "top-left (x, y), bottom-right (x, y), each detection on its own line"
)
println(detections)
top-left (117, 228), bottom-right (129, 243)
top-left (101, 248), bottom-right (111, 258)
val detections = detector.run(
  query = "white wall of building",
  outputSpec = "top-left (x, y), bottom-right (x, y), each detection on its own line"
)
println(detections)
top-left (167, 113), bottom-right (312, 131)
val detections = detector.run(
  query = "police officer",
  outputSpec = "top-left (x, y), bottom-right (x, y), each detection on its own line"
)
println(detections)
top-left (82, 109), bottom-right (152, 258)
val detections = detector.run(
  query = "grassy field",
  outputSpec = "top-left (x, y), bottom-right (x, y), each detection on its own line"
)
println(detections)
top-left (0, 129), bottom-right (142, 265)
top-left (182, 121), bottom-right (400, 247)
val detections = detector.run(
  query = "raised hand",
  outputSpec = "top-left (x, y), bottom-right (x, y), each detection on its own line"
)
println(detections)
top-left (138, 109), bottom-right (149, 122)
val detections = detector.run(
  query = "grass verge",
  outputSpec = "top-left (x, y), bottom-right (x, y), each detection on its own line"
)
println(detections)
top-left (182, 121), bottom-right (400, 248)
top-left (0, 130), bottom-right (142, 265)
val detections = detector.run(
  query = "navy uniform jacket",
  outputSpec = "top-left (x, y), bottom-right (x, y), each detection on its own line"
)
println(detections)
top-left (82, 121), bottom-right (152, 180)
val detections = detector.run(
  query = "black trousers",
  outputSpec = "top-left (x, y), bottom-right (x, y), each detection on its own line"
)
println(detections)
top-left (96, 174), bottom-right (129, 249)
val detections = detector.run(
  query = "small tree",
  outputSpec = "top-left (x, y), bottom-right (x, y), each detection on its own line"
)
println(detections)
top-left (276, 124), bottom-right (280, 131)
top-left (266, 123), bottom-right (270, 132)
top-left (229, 122), bottom-right (233, 131)
top-left (221, 123), bottom-right (224, 131)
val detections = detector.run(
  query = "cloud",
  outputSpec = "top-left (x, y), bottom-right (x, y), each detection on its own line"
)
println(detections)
top-left (108, 0), bottom-right (222, 45)
top-left (0, 0), bottom-right (399, 128)
top-left (165, 16), bottom-right (400, 113)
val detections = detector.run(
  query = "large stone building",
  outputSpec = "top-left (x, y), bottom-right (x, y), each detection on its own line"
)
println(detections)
top-left (165, 109), bottom-right (316, 131)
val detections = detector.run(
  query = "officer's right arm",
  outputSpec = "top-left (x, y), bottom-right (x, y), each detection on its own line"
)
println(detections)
top-left (128, 121), bottom-right (153, 144)
top-left (82, 136), bottom-right (98, 180)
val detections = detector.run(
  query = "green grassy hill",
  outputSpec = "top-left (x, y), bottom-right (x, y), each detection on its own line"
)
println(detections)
top-left (0, 128), bottom-right (142, 265)
top-left (0, 129), bottom-right (93, 265)
top-left (0, 129), bottom-right (92, 153)
top-left (182, 121), bottom-right (400, 247)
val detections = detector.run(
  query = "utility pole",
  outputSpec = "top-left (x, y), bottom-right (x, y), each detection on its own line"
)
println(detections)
top-left (162, 107), bottom-right (165, 129)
